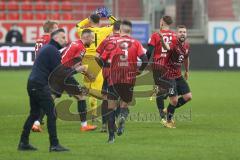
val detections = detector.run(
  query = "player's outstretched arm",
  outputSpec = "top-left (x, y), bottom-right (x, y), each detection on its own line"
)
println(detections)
top-left (138, 54), bottom-right (148, 74)
top-left (146, 45), bottom-right (155, 60)
top-left (159, 33), bottom-right (170, 51)
top-left (76, 18), bottom-right (90, 29)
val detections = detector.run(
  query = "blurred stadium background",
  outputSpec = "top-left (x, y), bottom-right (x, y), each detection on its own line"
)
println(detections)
top-left (0, 0), bottom-right (239, 160)
top-left (0, 0), bottom-right (240, 69)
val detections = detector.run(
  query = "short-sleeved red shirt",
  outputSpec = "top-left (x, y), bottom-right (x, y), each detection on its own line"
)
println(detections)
top-left (164, 40), bottom-right (190, 79)
top-left (61, 40), bottom-right (86, 67)
top-left (101, 35), bottom-right (146, 85)
top-left (148, 30), bottom-right (177, 69)
top-left (34, 34), bottom-right (51, 57)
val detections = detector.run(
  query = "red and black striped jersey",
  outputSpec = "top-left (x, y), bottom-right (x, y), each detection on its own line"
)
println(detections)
top-left (148, 30), bottom-right (177, 69)
top-left (164, 40), bottom-right (190, 79)
top-left (34, 34), bottom-right (51, 58)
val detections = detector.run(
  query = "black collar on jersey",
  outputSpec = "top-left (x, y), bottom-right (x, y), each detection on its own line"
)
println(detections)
top-left (49, 39), bottom-right (63, 50)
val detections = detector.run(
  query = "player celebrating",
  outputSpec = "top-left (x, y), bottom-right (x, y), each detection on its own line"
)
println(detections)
top-left (60, 29), bottom-right (97, 131)
top-left (32, 20), bottom-right (58, 132)
top-left (159, 25), bottom-right (192, 128)
top-left (100, 20), bottom-right (148, 143)
top-left (76, 7), bottom-right (117, 121)
top-left (96, 20), bottom-right (121, 132)
top-left (147, 15), bottom-right (177, 123)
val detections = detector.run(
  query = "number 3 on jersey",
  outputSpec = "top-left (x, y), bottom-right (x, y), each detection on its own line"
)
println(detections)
top-left (162, 36), bottom-right (172, 53)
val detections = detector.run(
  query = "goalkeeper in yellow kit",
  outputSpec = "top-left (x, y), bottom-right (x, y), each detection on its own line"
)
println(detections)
top-left (76, 7), bottom-right (117, 123)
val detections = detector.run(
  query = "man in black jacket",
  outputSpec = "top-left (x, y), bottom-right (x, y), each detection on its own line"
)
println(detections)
top-left (18, 28), bottom-right (87, 152)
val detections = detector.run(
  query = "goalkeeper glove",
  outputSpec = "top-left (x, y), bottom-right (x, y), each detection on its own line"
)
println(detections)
top-left (95, 7), bottom-right (112, 18)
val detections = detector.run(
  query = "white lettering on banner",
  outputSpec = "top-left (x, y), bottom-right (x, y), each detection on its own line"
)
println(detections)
top-left (0, 46), bottom-right (34, 67)
top-left (208, 21), bottom-right (240, 44)
top-left (217, 48), bottom-right (240, 67)
top-left (26, 27), bottom-right (37, 42)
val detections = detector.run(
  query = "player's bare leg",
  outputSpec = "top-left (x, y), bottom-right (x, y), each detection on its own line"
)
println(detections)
top-left (175, 93), bottom-right (192, 109)
top-left (117, 101), bottom-right (129, 136)
top-left (74, 95), bottom-right (97, 132)
top-left (107, 99), bottom-right (117, 143)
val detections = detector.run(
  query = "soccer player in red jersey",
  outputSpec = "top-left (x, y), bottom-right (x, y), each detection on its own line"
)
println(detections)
top-left (159, 25), bottom-right (192, 128)
top-left (34, 21), bottom-right (58, 57)
top-left (96, 21), bottom-right (121, 132)
top-left (61, 29), bottom-right (97, 132)
top-left (32, 21), bottom-right (58, 132)
top-left (100, 20), bottom-right (148, 143)
top-left (147, 15), bottom-right (177, 123)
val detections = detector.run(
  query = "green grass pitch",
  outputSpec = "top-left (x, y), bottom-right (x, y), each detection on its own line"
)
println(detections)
top-left (0, 70), bottom-right (239, 160)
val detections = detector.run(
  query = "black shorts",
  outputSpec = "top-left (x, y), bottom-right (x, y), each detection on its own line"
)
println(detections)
top-left (51, 76), bottom-right (80, 98)
top-left (107, 83), bottom-right (134, 103)
top-left (153, 69), bottom-right (174, 97)
top-left (168, 76), bottom-right (191, 97)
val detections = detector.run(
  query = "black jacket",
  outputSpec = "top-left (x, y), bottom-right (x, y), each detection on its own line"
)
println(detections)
top-left (28, 39), bottom-right (63, 87)
top-left (5, 30), bottom-right (23, 43)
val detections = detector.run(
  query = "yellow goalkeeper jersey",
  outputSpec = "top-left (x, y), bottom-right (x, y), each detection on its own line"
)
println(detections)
top-left (76, 16), bottom-right (117, 56)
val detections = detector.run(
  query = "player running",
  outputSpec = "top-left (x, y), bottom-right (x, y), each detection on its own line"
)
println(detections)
top-left (147, 15), bottom-right (177, 123)
top-left (96, 20), bottom-right (121, 132)
top-left (76, 7), bottom-right (117, 121)
top-left (100, 20), bottom-right (148, 143)
top-left (159, 25), bottom-right (192, 128)
top-left (32, 20), bottom-right (58, 132)
top-left (60, 29), bottom-right (97, 131)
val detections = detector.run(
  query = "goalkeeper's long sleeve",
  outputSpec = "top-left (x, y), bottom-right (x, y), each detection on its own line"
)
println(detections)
top-left (76, 18), bottom-right (90, 28)
top-left (76, 18), bottom-right (90, 38)
top-left (108, 16), bottom-right (117, 24)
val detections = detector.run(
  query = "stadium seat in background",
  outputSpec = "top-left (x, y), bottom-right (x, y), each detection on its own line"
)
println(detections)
top-left (35, 0), bottom-right (46, 11)
top-left (115, 0), bottom-right (142, 20)
top-left (62, 13), bottom-right (72, 20)
top-left (0, 14), bottom-right (6, 20)
top-left (22, 12), bottom-right (34, 20)
top-left (35, 13), bottom-right (48, 20)
top-left (208, 0), bottom-right (235, 20)
top-left (22, 0), bottom-right (32, 11)
top-left (8, 0), bottom-right (19, 11)
top-left (48, 1), bottom-right (60, 11)
top-left (61, 1), bottom-right (72, 11)
top-left (0, 1), bottom-right (6, 11)
top-left (49, 13), bottom-right (60, 20)
top-left (74, 13), bottom-right (85, 21)
top-left (8, 12), bottom-right (19, 20)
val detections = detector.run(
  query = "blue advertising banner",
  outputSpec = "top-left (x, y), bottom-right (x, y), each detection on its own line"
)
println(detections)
top-left (132, 21), bottom-right (150, 44)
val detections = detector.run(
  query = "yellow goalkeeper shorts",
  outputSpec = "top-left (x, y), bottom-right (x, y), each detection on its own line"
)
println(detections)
top-left (82, 55), bottom-right (103, 98)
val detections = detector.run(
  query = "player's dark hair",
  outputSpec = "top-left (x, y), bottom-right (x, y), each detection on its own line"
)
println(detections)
top-left (51, 28), bottom-right (65, 38)
top-left (177, 25), bottom-right (187, 29)
top-left (121, 20), bottom-right (132, 28)
top-left (162, 15), bottom-right (173, 25)
top-left (90, 14), bottom-right (100, 24)
top-left (113, 20), bottom-right (121, 31)
top-left (81, 28), bottom-right (93, 36)
top-left (43, 20), bottom-right (58, 33)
